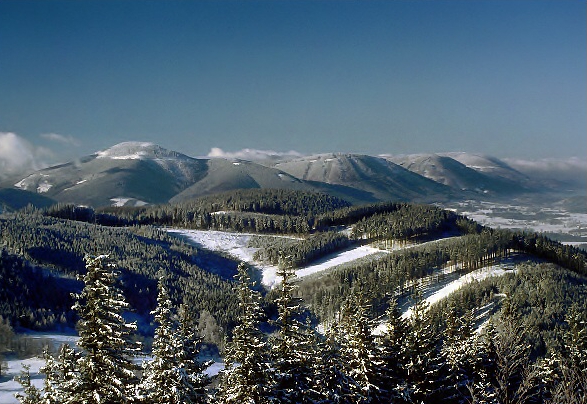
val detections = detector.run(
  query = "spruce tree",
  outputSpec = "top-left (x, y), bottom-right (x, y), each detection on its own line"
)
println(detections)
top-left (73, 254), bottom-right (140, 403)
top-left (338, 292), bottom-right (385, 403)
top-left (379, 297), bottom-right (410, 402)
top-left (39, 344), bottom-right (80, 404)
top-left (216, 263), bottom-right (272, 404)
top-left (139, 278), bottom-right (209, 403)
top-left (441, 305), bottom-right (478, 400)
top-left (270, 254), bottom-right (318, 403)
top-left (14, 364), bottom-right (42, 404)
top-left (313, 323), bottom-right (356, 403)
top-left (403, 289), bottom-right (441, 402)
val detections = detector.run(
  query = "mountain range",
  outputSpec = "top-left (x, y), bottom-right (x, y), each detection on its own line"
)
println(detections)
top-left (0, 141), bottom-right (581, 209)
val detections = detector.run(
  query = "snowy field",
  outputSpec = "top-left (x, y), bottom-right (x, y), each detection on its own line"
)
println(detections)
top-left (0, 357), bottom-right (45, 404)
top-left (447, 200), bottom-right (587, 242)
top-left (400, 262), bottom-right (515, 318)
top-left (372, 260), bottom-right (517, 335)
top-left (168, 229), bottom-right (388, 288)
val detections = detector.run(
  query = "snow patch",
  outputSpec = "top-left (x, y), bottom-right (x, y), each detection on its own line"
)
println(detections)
top-left (401, 264), bottom-right (515, 319)
top-left (36, 182), bottom-right (52, 193)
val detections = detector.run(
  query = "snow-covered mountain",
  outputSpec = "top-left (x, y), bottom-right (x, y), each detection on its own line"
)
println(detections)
top-left (385, 153), bottom-right (532, 195)
top-left (10, 142), bottom-right (209, 207)
top-left (1, 142), bottom-right (568, 208)
top-left (273, 153), bottom-right (454, 202)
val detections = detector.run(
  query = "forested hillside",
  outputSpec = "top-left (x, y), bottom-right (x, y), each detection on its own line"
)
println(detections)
top-left (1, 189), bottom-right (586, 403)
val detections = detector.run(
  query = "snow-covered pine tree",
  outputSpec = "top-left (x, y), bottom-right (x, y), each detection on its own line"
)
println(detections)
top-left (403, 288), bottom-right (442, 402)
top-left (338, 291), bottom-right (386, 403)
top-left (73, 254), bottom-right (140, 403)
top-left (138, 278), bottom-right (209, 404)
top-left (39, 344), bottom-right (80, 404)
top-left (485, 301), bottom-right (538, 404)
top-left (178, 303), bottom-right (211, 401)
top-left (441, 305), bottom-right (478, 401)
top-left (14, 364), bottom-right (42, 404)
top-left (379, 297), bottom-right (411, 402)
top-left (546, 304), bottom-right (587, 403)
top-left (270, 254), bottom-right (319, 404)
top-left (313, 323), bottom-right (357, 403)
top-left (216, 262), bottom-right (272, 404)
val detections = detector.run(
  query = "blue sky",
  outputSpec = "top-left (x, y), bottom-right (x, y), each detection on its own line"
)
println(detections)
top-left (0, 0), bottom-right (585, 167)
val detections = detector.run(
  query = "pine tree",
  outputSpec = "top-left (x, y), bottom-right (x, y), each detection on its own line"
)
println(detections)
top-left (14, 364), bottom-right (42, 404)
top-left (216, 262), bottom-right (272, 404)
top-left (39, 344), bottom-right (80, 404)
top-left (338, 291), bottom-right (385, 403)
top-left (379, 297), bottom-right (410, 402)
top-left (313, 323), bottom-right (356, 403)
top-left (139, 278), bottom-right (209, 403)
top-left (270, 254), bottom-right (319, 403)
top-left (177, 303), bottom-right (211, 401)
top-left (73, 254), bottom-right (140, 403)
top-left (403, 288), bottom-right (442, 402)
top-left (546, 304), bottom-right (587, 403)
top-left (441, 305), bottom-right (478, 400)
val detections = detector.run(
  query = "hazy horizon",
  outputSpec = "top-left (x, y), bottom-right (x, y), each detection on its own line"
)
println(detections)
top-left (1, 1), bottom-right (585, 173)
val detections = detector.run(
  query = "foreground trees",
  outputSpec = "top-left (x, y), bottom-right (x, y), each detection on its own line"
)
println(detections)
top-left (16, 256), bottom-right (587, 403)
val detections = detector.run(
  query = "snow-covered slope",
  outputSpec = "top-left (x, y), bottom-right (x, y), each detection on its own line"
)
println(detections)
top-left (386, 153), bottom-right (532, 195)
top-left (11, 142), bottom-right (209, 207)
top-left (274, 153), bottom-right (454, 202)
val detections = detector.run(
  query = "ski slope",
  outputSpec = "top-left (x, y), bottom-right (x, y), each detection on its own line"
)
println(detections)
top-left (168, 229), bottom-right (387, 288)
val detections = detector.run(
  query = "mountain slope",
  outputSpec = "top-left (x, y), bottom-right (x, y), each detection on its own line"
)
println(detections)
top-left (170, 158), bottom-right (311, 202)
top-left (273, 153), bottom-right (454, 202)
top-left (12, 142), bottom-right (209, 207)
top-left (385, 153), bottom-right (530, 195)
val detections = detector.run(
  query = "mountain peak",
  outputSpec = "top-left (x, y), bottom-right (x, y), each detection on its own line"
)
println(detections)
top-left (96, 141), bottom-right (188, 161)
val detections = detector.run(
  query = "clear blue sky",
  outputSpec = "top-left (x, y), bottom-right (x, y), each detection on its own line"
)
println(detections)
top-left (1, 0), bottom-right (585, 163)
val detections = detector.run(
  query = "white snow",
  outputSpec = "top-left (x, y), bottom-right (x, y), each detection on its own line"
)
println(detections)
top-left (204, 361), bottom-right (224, 377)
top-left (0, 332), bottom-right (222, 402)
top-left (96, 142), bottom-right (156, 160)
top-left (401, 264), bottom-right (515, 319)
top-left (110, 197), bottom-right (148, 207)
top-left (0, 333), bottom-right (79, 404)
top-left (76, 179), bottom-right (87, 185)
top-left (13, 178), bottom-right (26, 189)
top-left (0, 357), bottom-right (45, 404)
top-left (111, 197), bottom-right (132, 207)
top-left (295, 246), bottom-right (383, 278)
top-left (36, 182), bottom-right (52, 193)
top-left (167, 229), bottom-right (388, 288)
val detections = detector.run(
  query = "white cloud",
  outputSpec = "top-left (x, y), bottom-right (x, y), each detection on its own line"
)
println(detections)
top-left (207, 147), bottom-right (304, 162)
top-left (0, 132), bottom-right (52, 179)
top-left (40, 132), bottom-right (81, 146)
top-left (504, 157), bottom-right (587, 185)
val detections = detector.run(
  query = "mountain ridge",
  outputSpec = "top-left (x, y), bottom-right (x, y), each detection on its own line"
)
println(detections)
top-left (0, 142), bottom-right (577, 209)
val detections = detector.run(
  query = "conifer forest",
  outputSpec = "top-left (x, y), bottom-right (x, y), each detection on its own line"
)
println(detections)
top-left (1, 190), bottom-right (586, 403)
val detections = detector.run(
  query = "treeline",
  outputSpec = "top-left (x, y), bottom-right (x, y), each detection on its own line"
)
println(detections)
top-left (511, 232), bottom-right (587, 276)
top-left (42, 189), bottom-right (352, 228)
top-left (351, 203), bottom-right (458, 241)
top-left (299, 230), bottom-right (515, 322)
top-left (298, 227), bottom-right (587, 324)
top-left (17, 259), bottom-right (587, 403)
top-left (428, 262), bottom-right (587, 358)
top-left (0, 213), bottom-right (237, 331)
top-left (253, 231), bottom-right (352, 268)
